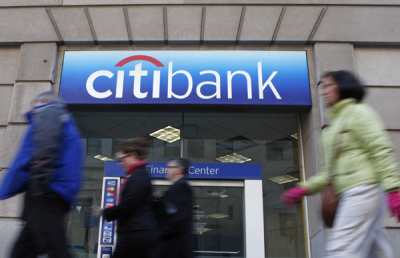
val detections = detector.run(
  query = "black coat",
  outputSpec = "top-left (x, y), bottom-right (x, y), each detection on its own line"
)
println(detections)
top-left (158, 177), bottom-right (193, 258)
top-left (103, 164), bottom-right (157, 234)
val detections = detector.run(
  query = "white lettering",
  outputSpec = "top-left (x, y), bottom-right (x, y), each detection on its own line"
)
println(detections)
top-left (130, 63), bottom-right (148, 99)
top-left (147, 164), bottom-right (167, 174)
top-left (85, 61), bottom-right (286, 102)
top-left (227, 71), bottom-right (252, 99)
top-left (189, 166), bottom-right (219, 175)
top-left (152, 70), bottom-right (161, 98)
top-left (258, 63), bottom-right (281, 99)
top-left (197, 71), bottom-right (221, 99)
top-left (168, 61), bottom-right (192, 99)
top-left (116, 71), bottom-right (124, 98)
top-left (86, 70), bottom-right (114, 99)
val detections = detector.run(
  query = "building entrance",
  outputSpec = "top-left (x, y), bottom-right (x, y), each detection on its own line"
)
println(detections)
top-left (154, 180), bottom-right (245, 257)
top-left (66, 110), bottom-right (305, 258)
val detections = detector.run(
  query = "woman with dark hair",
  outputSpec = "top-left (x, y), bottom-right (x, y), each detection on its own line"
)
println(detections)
top-left (281, 70), bottom-right (400, 257)
top-left (94, 137), bottom-right (158, 258)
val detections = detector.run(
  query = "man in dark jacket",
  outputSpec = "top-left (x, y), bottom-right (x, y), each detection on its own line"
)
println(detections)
top-left (0, 91), bottom-right (83, 258)
top-left (157, 158), bottom-right (194, 258)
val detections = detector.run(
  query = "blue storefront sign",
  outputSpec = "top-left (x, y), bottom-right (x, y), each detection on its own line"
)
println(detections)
top-left (60, 51), bottom-right (311, 106)
top-left (104, 161), bottom-right (262, 180)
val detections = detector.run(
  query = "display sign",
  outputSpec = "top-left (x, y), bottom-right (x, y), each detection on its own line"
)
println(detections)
top-left (104, 161), bottom-right (262, 180)
top-left (99, 246), bottom-right (113, 258)
top-left (98, 178), bottom-right (119, 248)
top-left (60, 51), bottom-right (311, 106)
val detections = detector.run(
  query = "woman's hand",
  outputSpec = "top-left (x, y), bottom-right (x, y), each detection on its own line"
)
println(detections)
top-left (387, 191), bottom-right (400, 221)
top-left (91, 205), bottom-right (104, 217)
top-left (281, 186), bottom-right (309, 207)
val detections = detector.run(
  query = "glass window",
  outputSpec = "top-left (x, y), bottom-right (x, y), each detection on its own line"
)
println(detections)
top-left (187, 139), bottom-right (204, 159)
top-left (154, 182), bottom-right (244, 257)
top-left (86, 138), bottom-right (102, 156)
top-left (68, 110), bottom-right (305, 258)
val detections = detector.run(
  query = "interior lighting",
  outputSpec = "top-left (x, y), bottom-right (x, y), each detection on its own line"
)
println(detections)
top-left (208, 213), bottom-right (229, 219)
top-left (150, 126), bottom-right (180, 143)
top-left (94, 155), bottom-right (114, 161)
top-left (194, 227), bottom-right (212, 234)
top-left (205, 191), bottom-right (229, 198)
top-left (215, 153), bottom-right (251, 163)
top-left (268, 174), bottom-right (299, 184)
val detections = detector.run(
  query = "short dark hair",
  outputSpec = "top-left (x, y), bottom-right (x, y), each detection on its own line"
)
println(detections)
top-left (116, 137), bottom-right (149, 160)
top-left (169, 158), bottom-right (191, 176)
top-left (321, 70), bottom-right (366, 102)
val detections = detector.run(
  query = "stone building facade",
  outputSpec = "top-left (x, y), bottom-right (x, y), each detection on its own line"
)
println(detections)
top-left (1, 1), bottom-right (400, 257)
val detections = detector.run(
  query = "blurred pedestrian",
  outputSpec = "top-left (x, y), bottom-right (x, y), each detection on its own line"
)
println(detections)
top-left (156, 158), bottom-right (194, 258)
top-left (93, 137), bottom-right (158, 258)
top-left (0, 91), bottom-right (83, 258)
top-left (281, 70), bottom-right (400, 257)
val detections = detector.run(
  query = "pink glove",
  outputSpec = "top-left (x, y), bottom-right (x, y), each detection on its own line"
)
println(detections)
top-left (281, 186), bottom-right (309, 207)
top-left (387, 190), bottom-right (400, 221)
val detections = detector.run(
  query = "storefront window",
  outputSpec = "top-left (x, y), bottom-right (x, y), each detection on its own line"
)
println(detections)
top-left (68, 110), bottom-right (305, 258)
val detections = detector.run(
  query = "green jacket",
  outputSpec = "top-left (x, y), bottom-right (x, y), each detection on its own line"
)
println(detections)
top-left (299, 98), bottom-right (400, 194)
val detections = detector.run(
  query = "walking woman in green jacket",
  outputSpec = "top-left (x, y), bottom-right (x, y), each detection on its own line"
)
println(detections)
top-left (281, 70), bottom-right (400, 257)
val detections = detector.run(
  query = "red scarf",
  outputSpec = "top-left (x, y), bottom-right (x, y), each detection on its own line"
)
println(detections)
top-left (118, 160), bottom-right (147, 204)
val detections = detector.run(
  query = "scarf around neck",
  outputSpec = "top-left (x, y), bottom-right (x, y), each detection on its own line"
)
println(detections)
top-left (119, 160), bottom-right (147, 202)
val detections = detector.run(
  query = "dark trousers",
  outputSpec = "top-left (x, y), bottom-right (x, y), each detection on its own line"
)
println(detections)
top-left (112, 230), bottom-right (158, 258)
top-left (10, 191), bottom-right (70, 258)
top-left (157, 237), bottom-right (193, 258)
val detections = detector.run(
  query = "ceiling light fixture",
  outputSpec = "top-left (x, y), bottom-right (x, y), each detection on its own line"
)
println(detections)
top-left (268, 174), bottom-right (299, 184)
top-left (215, 153), bottom-right (251, 163)
top-left (208, 213), bottom-right (229, 219)
top-left (94, 155), bottom-right (114, 161)
top-left (150, 126), bottom-right (180, 143)
top-left (193, 227), bottom-right (212, 234)
top-left (205, 190), bottom-right (228, 198)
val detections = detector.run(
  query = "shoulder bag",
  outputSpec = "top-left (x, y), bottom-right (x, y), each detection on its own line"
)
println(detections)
top-left (321, 118), bottom-right (349, 228)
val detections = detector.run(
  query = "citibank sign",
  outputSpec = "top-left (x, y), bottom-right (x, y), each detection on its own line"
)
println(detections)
top-left (60, 51), bottom-right (311, 106)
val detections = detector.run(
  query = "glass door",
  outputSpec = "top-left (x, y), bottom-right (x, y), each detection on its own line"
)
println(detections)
top-left (153, 180), bottom-right (244, 258)
top-left (69, 110), bottom-right (305, 258)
